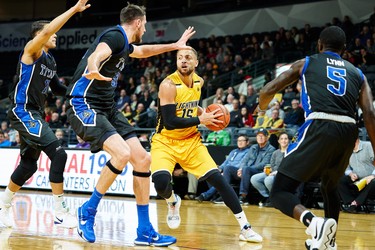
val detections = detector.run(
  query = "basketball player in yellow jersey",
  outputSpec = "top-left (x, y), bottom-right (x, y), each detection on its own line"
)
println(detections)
top-left (151, 48), bottom-right (263, 243)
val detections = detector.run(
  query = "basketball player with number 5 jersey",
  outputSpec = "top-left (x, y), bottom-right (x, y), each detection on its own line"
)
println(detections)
top-left (151, 47), bottom-right (263, 243)
top-left (259, 26), bottom-right (375, 250)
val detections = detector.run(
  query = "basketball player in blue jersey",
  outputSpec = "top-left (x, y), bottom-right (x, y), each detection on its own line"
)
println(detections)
top-left (150, 48), bottom-right (263, 243)
top-left (0, 0), bottom-right (91, 229)
top-left (65, 3), bottom-right (195, 246)
top-left (259, 26), bottom-right (375, 250)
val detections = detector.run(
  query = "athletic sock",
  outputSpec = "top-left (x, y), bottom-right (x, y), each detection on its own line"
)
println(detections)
top-left (137, 204), bottom-right (150, 231)
top-left (234, 211), bottom-right (249, 229)
top-left (2, 187), bottom-right (15, 204)
top-left (166, 191), bottom-right (177, 203)
top-left (85, 188), bottom-right (104, 210)
top-left (300, 210), bottom-right (315, 227)
top-left (53, 193), bottom-right (66, 211)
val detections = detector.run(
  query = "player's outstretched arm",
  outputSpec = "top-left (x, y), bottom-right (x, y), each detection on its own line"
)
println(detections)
top-left (131, 26), bottom-right (196, 58)
top-left (259, 59), bottom-right (304, 111)
top-left (25, 0), bottom-right (91, 56)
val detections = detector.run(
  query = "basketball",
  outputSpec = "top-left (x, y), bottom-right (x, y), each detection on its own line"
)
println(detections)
top-left (205, 103), bottom-right (230, 131)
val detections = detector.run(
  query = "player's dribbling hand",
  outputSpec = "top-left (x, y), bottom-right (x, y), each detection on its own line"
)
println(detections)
top-left (83, 70), bottom-right (112, 81)
top-left (198, 108), bottom-right (223, 128)
top-left (74, 0), bottom-right (91, 13)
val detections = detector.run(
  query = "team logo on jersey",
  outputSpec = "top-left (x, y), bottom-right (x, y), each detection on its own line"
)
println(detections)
top-left (83, 110), bottom-right (92, 118)
top-left (29, 121), bottom-right (37, 128)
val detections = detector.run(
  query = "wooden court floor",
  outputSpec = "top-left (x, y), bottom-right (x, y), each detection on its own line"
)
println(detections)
top-left (0, 190), bottom-right (374, 250)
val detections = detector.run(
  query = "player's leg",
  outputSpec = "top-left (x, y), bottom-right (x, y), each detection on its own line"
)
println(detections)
top-left (127, 136), bottom-right (176, 247)
top-left (43, 139), bottom-right (77, 229)
top-left (183, 140), bottom-right (262, 243)
top-left (150, 135), bottom-right (181, 231)
top-left (77, 133), bottom-right (130, 243)
top-left (0, 142), bottom-right (39, 227)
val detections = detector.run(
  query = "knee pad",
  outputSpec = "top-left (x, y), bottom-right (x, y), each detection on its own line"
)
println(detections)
top-left (133, 170), bottom-right (151, 178)
top-left (152, 171), bottom-right (173, 199)
top-left (44, 141), bottom-right (67, 183)
top-left (11, 158), bottom-right (38, 186)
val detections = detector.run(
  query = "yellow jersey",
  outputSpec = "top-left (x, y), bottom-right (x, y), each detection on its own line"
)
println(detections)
top-left (155, 71), bottom-right (202, 140)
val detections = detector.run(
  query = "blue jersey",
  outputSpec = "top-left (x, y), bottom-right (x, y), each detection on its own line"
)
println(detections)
top-left (300, 51), bottom-right (364, 119)
top-left (66, 25), bottom-right (132, 115)
top-left (9, 51), bottom-right (58, 111)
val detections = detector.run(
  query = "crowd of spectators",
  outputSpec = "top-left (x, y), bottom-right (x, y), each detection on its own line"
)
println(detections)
top-left (1, 11), bottom-right (375, 147)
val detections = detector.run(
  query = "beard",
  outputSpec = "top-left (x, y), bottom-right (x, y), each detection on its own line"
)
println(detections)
top-left (179, 67), bottom-right (194, 76)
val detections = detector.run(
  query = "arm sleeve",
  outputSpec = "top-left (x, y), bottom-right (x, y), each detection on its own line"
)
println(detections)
top-left (160, 104), bottom-right (200, 130)
top-left (49, 74), bottom-right (67, 96)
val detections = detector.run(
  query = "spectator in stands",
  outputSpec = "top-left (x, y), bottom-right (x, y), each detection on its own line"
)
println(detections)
top-left (349, 38), bottom-right (365, 66)
top-left (213, 87), bottom-right (226, 104)
top-left (253, 110), bottom-right (268, 129)
top-left (116, 89), bottom-right (131, 111)
top-left (75, 135), bottom-right (90, 149)
top-left (143, 61), bottom-right (156, 80)
top-left (1, 121), bottom-right (10, 134)
top-left (264, 109), bottom-right (285, 148)
top-left (358, 25), bottom-right (372, 46)
top-left (227, 86), bottom-right (239, 100)
top-left (132, 103), bottom-right (148, 128)
top-left (281, 85), bottom-right (297, 109)
top-left (10, 130), bottom-right (21, 147)
top-left (197, 135), bottom-right (251, 203)
top-left (224, 94), bottom-right (235, 112)
top-left (266, 101), bottom-right (285, 120)
top-left (125, 76), bottom-right (136, 96)
top-left (122, 105), bottom-right (134, 125)
top-left (365, 38), bottom-right (375, 54)
top-left (238, 94), bottom-right (249, 111)
top-left (238, 75), bottom-right (253, 96)
top-left (0, 131), bottom-right (11, 147)
top-left (135, 79), bottom-right (148, 98)
top-left (55, 98), bottom-right (63, 115)
top-left (55, 129), bottom-right (68, 147)
top-left (130, 93), bottom-right (139, 111)
top-left (139, 89), bottom-right (154, 110)
top-left (228, 99), bottom-right (241, 128)
top-left (284, 99), bottom-right (305, 130)
top-left (237, 128), bottom-right (276, 204)
top-left (237, 107), bottom-right (255, 128)
top-left (49, 112), bottom-right (63, 129)
top-left (338, 138), bottom-right (375, 213)
top-left (245, 85), bottom-right (259, 113)
top-left (251, 132), bottom-right (289, 207)
top-left (341, 15), bottom-right (355, 43)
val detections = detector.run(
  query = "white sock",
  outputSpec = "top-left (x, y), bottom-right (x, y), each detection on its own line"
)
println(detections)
top-left (166, 191), bottom-right (177, 203)
top-left (53, 193), bottom-right (66, 211)
top-left (2, 187), bottom-right (15, 204)
top-left (234, 211), bottom-right (249, 229)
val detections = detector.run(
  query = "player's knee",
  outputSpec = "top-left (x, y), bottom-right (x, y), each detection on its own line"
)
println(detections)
top-left (49, 147), bottom-right (68, 183)
top-left (133, 153), bottom-right (151, 171)
top-left (152, 171), bottom-right (173, 198)
top-left (112, 150), bottom-right (131, 168)
top-left (11, 158), bottom-right (38, 186)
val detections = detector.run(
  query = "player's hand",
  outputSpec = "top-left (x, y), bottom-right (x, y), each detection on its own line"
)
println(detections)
top-left (198, 108), bottom-right (223, 127)
top-left (175, 26), bottom-right (196, 49)
top-left (83, 70), bottom-right (112, 81)
top-left (74, 0), bottom-right (91, 13)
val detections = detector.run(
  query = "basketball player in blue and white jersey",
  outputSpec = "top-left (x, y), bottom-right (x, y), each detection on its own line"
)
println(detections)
top-left (259, 26), bottom-right (375, 250)
top-left (0, 0), bottom-right (91, 229)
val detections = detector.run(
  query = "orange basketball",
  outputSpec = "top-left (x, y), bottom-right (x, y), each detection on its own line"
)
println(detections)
top-left (205, 103), bottom-right (230, 131)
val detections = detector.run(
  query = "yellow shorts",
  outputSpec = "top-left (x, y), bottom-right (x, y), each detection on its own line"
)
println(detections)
top-left (151, 133), bottom-right (217, 179)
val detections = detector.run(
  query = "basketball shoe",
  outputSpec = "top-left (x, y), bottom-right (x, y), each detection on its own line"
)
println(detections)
top-left (0, 200), bottom-right (12, 227)
top-left (76, 201), bottom-right (97, 243)
top-left (239, 224), bottom-right (263, 243)
top-left (305, 238), bottom-right (337, 250)
top-left (305, 217), bottom-right (337, 250)
top-left (167, 194), bottom-right (181, 229)
top-left (134, 223), bottom-right (177, 247)
top-left (54, 201), bottom-right (77, 228)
